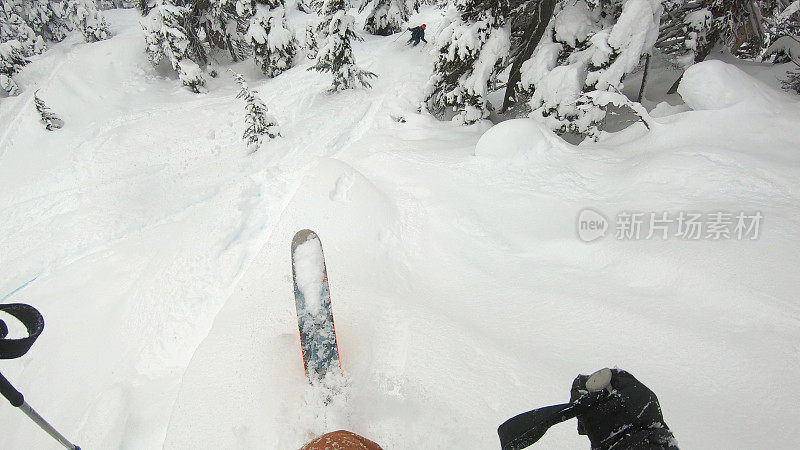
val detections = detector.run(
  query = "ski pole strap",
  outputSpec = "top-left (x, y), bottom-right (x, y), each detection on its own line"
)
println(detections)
top-left (0, 303), bottom-right (44, 359)
top-left (497, 390), bottom-right (607, 450)
top-left (498, 402), bottom-right (575, 450)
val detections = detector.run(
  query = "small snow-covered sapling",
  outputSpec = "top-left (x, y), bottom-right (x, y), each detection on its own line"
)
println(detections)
top-left (34, 91), bottom-right (64, 131)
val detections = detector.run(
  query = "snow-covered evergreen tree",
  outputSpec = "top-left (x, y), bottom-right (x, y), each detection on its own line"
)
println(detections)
top-left (310, 0), bottom-right (376, 92)
top-left (97, 0), bottom-right (138, 8)
top-left (764, 34), bottom-right (800, 66)
top-left (0, 7), bottom-right (46, 56)
top-left (24, 0), bottom-right (72, 42)
top-left (2, 0), bottom-right (109, 49)
top-left (656, 1), bottom-right (764, 94)
top-left (517, 0), bottom-right (661, 139)
top-left (657, 0), bottom-right (765, 64)
top-left (783, 67), bottom-right (800, 93)
top-left (363, 0), bottom-right (410, 36)
top-left (142, 0), bottom-right (206, 92)
top-left (199, 0), bottom-right (253, 62)
top-left (499, 0), bottom-right (557, 113)
top-left (307, 0), bottom-right (326, 14)
top-left (248, 0), bottom-right (297, 77)
top-left (34, 90), bottom-right (64, 130)
top-left (716, 0), bottom-right (765, 58)
top-left (0, 40), bottom-right (28, 95)
top-left (303, 22), bottom-right (319, 59)
top-left (139, 0), bottom-right (304, 89)
top-left (657, 0), bottom-right (714, 69)
top-left (67, 0), bottom-right (110, 42)
top-left (303, 0), bottom-right (332, 57)
top-left (232, 71), bottom-right (280, 148)
top-left (760, 0), bottom-right (800, 62)
top-left (138, 0), bottom-right (155, 15)
top-left (424, 0), bottom-right (511, 124)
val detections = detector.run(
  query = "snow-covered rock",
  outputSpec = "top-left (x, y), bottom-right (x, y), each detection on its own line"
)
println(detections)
top-left (678, 60), bottom-right (788, 111)
top-left (474, 118), bottom-right (561, 160)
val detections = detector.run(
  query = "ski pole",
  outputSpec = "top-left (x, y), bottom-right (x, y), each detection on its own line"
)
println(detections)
top-left (393, 30), bottom-right (408, 42)
top-left (0, 303), bottom-right (81, 449)
top-left (497, 368), bottom-right (613, 450)
top-left (0, 373), bottom-right (80, 449)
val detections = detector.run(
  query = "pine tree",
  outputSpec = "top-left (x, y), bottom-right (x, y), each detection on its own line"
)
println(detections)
top-left (0, 7), bottom-right (46, 56)
top-left (304, 0), bottom-right (333, 56)
top-left (232, 71), bottom-right (281, 149)
top-left (713, 0), bottom-right (763, 57)
top-left (2, 0), bottom-right (109, 50)
top-left (516, 0), bottom-right (661, 139)
top-left (760, 0), bottom-right (800, 63)
top-left (657, 0), bottom-right (714, 69)
top-left (310, 0), bottom-right (376, 92)
top-left (24, 0), bottom-right (72, 42)
top-left (142, 0), bottom-right (206, 92)
top-left (66, 0), bottom-right (110, 42)
top-left (96, 0), bottom-right (139, 8)
top-left (0, 40), bottom-right (28, 95)
top-left (200, 0), bottom-right (253, 62)
top-left (303, 22), bottom-right (319, 59)
top-left (33, 90), bottom-right (64, 130)
top-left (307, 0), bottom-right (326, 14)
top-left (424, 0), bottom-right (511, 124)
top-left (499, 0), bottom-right (557, 113)
top-left (363, 0), bottom-right (410, 36)
top-left (248, 0), bottom-right (297, 77)
top-left (782, 67), bottom-right (800, 93)
top-left (658, 1), bottom-right (768, 93)
top-left (139, 0), bottom-right (155, 15)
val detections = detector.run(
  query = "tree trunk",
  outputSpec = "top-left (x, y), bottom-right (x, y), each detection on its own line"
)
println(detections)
top-left (499, 0), bottom-right (558, 114)
top-left (637, 54), bottom-right (650, 103)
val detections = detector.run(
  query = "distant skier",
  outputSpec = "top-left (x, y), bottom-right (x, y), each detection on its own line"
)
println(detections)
top-left (407, 24), bottom-right (427, 46)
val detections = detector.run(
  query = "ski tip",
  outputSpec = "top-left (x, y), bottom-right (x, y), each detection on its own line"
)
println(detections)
top-left (292, 229), bottom-right (319, 246)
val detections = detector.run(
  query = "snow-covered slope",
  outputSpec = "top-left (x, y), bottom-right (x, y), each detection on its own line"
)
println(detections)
top-left (2, 6), bottom-right (800, 450)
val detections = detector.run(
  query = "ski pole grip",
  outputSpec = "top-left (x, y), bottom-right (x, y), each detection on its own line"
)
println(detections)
top-left (0, 371), bottom-right (24, 407)
top-left (585, 368), bottom-right (613, 393)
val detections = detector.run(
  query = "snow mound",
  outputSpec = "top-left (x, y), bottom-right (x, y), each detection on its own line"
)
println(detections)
top-left (678, 60), bottom-right (788, 111)
top-left (473, 118), bottom-right (563, 161)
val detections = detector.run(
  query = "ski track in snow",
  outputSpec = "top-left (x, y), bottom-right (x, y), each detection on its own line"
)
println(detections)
top-left (2, 6), bottom-right (800, 450)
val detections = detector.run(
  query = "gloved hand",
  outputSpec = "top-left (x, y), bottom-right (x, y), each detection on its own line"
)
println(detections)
top-left (570, 369), bottom-right (678, 449)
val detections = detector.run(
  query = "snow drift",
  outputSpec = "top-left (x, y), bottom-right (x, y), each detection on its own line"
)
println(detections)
top-left (678, 60), bottom-right (789, 111)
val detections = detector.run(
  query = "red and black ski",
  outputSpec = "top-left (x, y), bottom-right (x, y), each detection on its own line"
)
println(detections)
top-left (291, 229), bottom-right (341, 381)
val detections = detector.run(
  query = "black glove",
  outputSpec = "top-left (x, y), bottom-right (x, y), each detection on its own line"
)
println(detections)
top-left (570, 369), bottom-right (678, 449)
